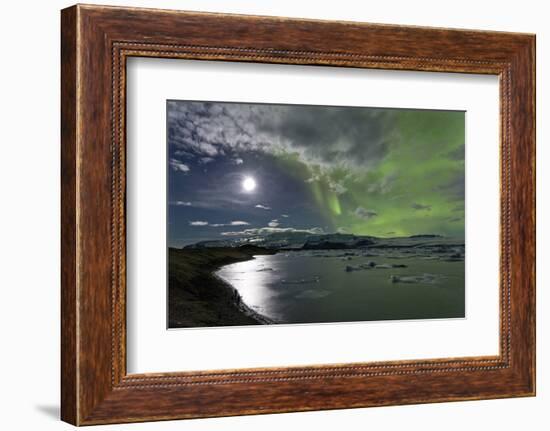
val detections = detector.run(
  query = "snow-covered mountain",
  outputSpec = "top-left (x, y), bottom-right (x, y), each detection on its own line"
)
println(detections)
top-left (184, 233), bottom-right (463, 250)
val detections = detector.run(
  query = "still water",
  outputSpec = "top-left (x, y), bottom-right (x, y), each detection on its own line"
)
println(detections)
top-left (216, 250), bottom-right (465, 324)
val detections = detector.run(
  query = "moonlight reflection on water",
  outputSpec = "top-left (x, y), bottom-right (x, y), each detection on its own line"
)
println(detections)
top-left (216, 250), bottom-right (465, 324)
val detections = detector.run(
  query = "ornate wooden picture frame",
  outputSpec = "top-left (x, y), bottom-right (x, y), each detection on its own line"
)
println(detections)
top-left (61, 4), bottom-right (535, 425)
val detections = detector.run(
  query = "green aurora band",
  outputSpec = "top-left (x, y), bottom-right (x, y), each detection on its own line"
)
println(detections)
top-left (273, 109), bottom-right (465, 238)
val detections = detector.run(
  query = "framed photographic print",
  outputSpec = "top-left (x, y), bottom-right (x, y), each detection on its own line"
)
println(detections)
top-left (61, 4), bottom-right (535, 425)
top-left (165, 100), bottom-right (466, 329)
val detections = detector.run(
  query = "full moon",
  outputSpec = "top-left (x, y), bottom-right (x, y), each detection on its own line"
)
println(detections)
top-left (242, 176), bottom-right (257, 192)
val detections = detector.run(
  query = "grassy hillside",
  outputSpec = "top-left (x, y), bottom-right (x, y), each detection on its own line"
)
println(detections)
top-left (168, 246), bottom-right (275, 328)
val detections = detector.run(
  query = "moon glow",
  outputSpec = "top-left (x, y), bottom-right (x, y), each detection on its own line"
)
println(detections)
top-left (242, 176), bottom-right (257, 192)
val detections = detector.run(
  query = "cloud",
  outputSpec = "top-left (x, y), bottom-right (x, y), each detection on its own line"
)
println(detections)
top-left (328, 179), bottom-right (347, 195)
top-left (230, 220), bottom-right (250, 226)
top-left (306, 175), bottom-right (347, 194)
top-left (170, 201), bottom-right (192, 206)
top-left (169, 158), bottom-right (190, 172)
top-left (281, 214), bottom-right (289, 218)
top-left (209, 221), bottom-right (251, 227)
top-left (233, 158), bottom-right (244, 165)
top-left (220, 227), bottom-right (324, 237)
top-left (199, 157), bottom-right (215, 164)
top-left (305, 174), bottom-right (321, 183)
top-left (411, 203), bottom-right (432, 211)
top-left (354, 207), bottom-right (378, 220)
top-left (198, 142), bottom-right (219, 157)
top-left (255, 204), bottom-right (271, 210)
top-left (257, 105), bottom-right (394, 169)
top-left (189, 221), bottom-right (208, 226)
top-left (174, 149), bottom-right (195, 158)
top-left (268, 219), bottom-right (279, 228)
top-left (219, 231), bottom-right (246, 237)
top-left (167, 101), bottom-right (395, 173)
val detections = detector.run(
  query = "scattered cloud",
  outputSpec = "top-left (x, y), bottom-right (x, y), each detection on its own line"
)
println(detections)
top-left (189, 220), bottom-right (208, 226)
top-left (219, 231), bottom-right (245, 237)
top-left (220, 227), bottom-right (324, 237)
top-left (255, 204), bottom-right (271, 210)
top-left (199, 157), bottom-right (215, 164)
top-left (305, 174), bottom-right (321, 183)
top-left (230, 220), bottom-right (250, 226)
top-left (281, 214), bottom-right (289, 218)
top-left (354, 207), bottom-right (378, 220)
top-left (306, 174), bottom-right (347, 194)
top-left (233, 158), bottom-right (244, 165)
top-left (268, 219), bottom-right (279, 228)
top-left (167, 101), bottom-right (395, 173)
top-left (209, 220), bottom-right (251, 227)
top-left (328, 179), bottom-right (347, 195)
top-left (170, 158), bottom-right (190, 172)
top-left (170, 201), bottom-right (192, 206)
top-left (411, 203), bottom-right (432, 211)
top-left (173, 149), bottom-right (194, 158)
top-left (198, 142), bottom-right (219, 157)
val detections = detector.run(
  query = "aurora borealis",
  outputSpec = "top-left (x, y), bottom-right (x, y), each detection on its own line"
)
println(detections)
top-left (167, 100), bottom-right (465, 247)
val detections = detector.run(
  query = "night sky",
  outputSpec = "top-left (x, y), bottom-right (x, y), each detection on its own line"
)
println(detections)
top-left (167, 100), bottom-right (465, 247)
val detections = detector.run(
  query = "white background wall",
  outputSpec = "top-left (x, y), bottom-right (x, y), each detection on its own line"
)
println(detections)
top-left (0, 0), bottom-right (546, 429)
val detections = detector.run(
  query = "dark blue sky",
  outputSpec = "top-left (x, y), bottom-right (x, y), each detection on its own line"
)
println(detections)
top-left (169, 150), bottom-right (328, 246)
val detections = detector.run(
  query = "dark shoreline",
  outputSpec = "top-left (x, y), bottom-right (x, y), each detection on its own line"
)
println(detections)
top-left (168, 246), bottom-right (276, 328)
top-left (169, 236), bottom-right (465, 328)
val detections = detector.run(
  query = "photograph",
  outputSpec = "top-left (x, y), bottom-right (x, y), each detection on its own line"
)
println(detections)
top-left (167, 100), bottom-right (466, 328)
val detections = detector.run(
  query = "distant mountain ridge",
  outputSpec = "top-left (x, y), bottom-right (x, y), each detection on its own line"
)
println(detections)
top-left (184, 232), bottom-right (464, 251)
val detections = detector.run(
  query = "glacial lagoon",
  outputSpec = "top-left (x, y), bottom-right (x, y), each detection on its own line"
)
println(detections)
top-left (216, 249), bottom-right (465, 325)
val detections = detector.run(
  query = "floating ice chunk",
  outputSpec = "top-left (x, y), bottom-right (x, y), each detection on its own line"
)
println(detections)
top-left (390, 273), bottom-right (441, 284)
top-left (280, 276), bottom-right (320, 284)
